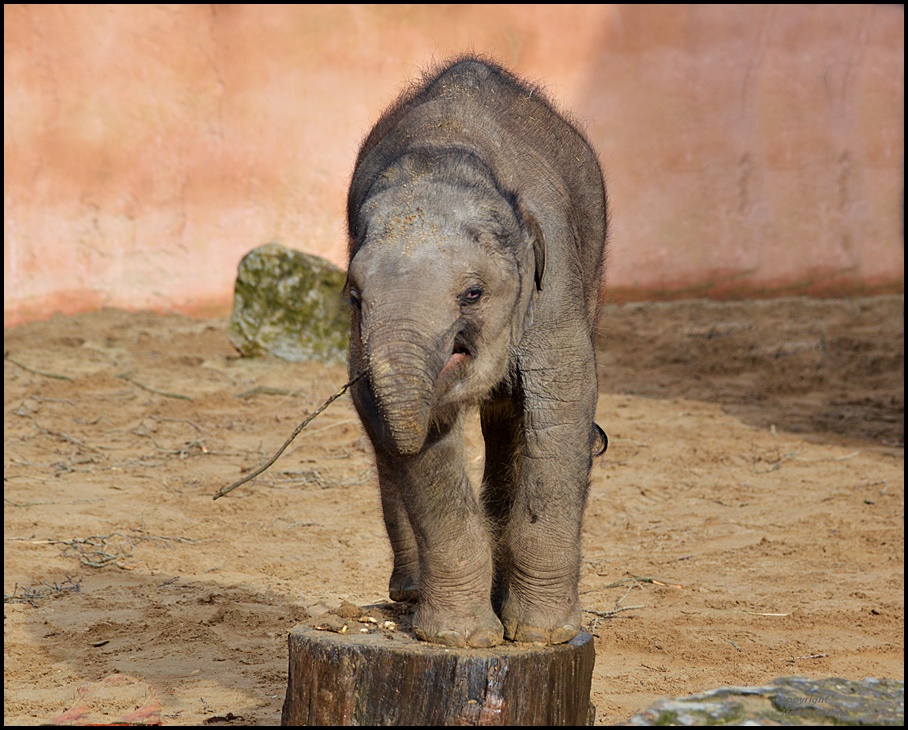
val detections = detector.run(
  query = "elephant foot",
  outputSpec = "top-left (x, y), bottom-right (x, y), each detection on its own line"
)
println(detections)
top-left (500, 595), bottom-right (582, 645)
top-left (412, 602), bottom-right (504, 648)
top-left (388, 572), bottom-right (419, 603)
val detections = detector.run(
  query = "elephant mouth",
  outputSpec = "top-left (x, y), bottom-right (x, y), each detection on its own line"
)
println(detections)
top-left (437, 340), bottom-right (472, 384)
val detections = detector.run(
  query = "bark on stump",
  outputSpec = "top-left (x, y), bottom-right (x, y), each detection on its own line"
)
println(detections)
top-left (281, 624), bottom-right (595, 726)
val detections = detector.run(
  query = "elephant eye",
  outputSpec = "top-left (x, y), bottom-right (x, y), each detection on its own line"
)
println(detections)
top-left (348, 286), bottom-right (362, 308)
top-left (459, 287), bottom-right (484, 305)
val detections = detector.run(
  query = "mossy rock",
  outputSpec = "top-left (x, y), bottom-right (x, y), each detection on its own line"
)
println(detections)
top-left (229, 243), bottom-right (349, 364)
top-left (625, 676), bottom-right (903, 726)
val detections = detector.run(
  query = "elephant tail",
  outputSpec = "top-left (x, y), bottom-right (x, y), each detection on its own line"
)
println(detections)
top-left (592, 422), bottom-right (608, 458)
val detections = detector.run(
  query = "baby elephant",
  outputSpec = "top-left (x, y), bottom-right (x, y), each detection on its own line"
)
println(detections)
top-left (346, 55), bottom-right (608, 647)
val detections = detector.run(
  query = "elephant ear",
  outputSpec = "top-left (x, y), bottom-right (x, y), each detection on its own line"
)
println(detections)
top-left (515, 200), bottom-right (546, 291)
top-left (508, 198), bottom-right (546, 345)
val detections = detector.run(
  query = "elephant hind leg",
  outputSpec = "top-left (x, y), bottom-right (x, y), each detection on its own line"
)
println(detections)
top-left (480, 400), bottom-right (522, 611)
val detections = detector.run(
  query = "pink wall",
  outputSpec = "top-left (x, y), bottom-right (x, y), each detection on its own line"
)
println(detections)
top-left (4, 4), bottom-right (903, 326)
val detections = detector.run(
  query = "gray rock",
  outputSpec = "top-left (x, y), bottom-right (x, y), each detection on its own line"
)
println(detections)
top-left (624, 676), bottom-right (904, 726)
top-left (229, 243), bottom-right (349, 364)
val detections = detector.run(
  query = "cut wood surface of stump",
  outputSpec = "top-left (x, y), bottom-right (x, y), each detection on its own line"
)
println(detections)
top-left (281, 602), bottom-right (595, 726)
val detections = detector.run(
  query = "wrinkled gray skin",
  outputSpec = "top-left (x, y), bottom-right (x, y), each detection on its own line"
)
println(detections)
top-left (346, 56), bottom-right (607, 648)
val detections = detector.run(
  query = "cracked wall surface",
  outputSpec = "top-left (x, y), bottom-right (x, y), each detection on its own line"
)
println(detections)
top-left (3, 4), bottom-right (904, 325)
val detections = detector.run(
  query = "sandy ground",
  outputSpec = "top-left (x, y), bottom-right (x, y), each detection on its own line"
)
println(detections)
top-left (3, 295), bottom-right (904, 725)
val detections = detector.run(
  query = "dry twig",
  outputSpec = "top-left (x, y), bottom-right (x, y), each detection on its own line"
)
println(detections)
top-left (4, 576), bottom-right (82, 606)
top-left (235, 385), bottom-right (298, 399)
top-left (15, 411), bottom-right (105, 454)
top-left (585, 582), bottom-right (647, 635)
top-left (4, 354), bottom-right (73, 381)
top-left (7, 531), bottom-right (198, 570)
top-left (117, 372), bottom-right (192, 400)
top-left (213, 374), bottom-right (362, 500)
top-left (585, 604), bottom-right (645, 619)
top-left (598, 574), bottom-right (683, 590)
top-left (781, 652), bottom-right (828, 662)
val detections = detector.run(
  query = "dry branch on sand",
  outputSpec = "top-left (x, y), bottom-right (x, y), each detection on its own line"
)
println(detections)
top-left (212, 375), bottom-right (361, 500)
top-left (6, 530), bottom-right (198, 570)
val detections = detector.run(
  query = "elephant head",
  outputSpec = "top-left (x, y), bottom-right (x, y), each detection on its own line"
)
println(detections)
top-left (346, 149), bottom-right (545, 456)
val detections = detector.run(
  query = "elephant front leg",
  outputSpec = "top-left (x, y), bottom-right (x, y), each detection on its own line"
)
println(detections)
top-left (375, 455), bottom-right (420, 602)
top-left (499, 461), bottom-right (587, 644)
top-left (499, 352), bottom-right (598, 644)
top-left (353, 377), bottom-right (421, 603)
top-left (390, 418), bottom-right (503, 648)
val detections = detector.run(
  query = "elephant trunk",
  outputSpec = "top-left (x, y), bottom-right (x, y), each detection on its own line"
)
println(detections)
top-left (363, 315), bottom-right (447, 456)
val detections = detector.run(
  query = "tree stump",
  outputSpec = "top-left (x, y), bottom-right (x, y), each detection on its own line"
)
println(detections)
top-left (281, 604), bottom-right (595, 726)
